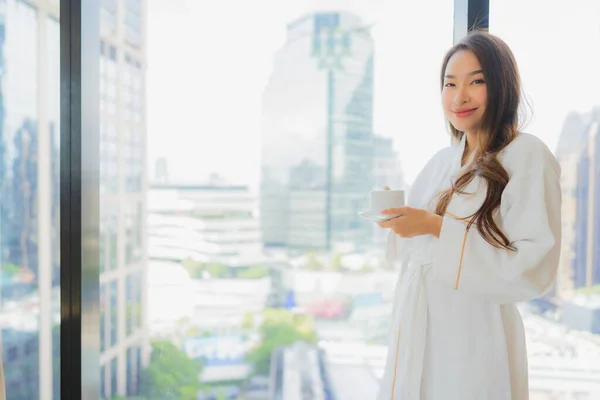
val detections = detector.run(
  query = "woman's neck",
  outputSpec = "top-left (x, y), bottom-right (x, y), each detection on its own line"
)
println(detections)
top-left (465, 131), bottom-right (478, 151)
top-left (462, 131), bottom-right (478, 166)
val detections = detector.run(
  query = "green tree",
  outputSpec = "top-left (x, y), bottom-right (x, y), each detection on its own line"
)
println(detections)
top-left (237, 265), bottom-right (270, 279)
top-left (330, 253), bottom-right (343, 271)
top-left (181, 258), bottom-right (204, 279)
top-left (204, 262), bottom-right (230, 278)
top-left (181, 259), bottom-right (231, 279)
top-left (246, 309), bottom-right (318, 374)
top-left (576, 284), bottom-right (600, 295)
top-left (360, 262), bottom-right (374, 273)
top-left (141, 340), bottom-right (203, 400)
top-left (241, 312), bottom-right (255, 332)
top-left (304, 252), bottom-right (323, 271)
top-left (2, 263), bottom-right (20, 275)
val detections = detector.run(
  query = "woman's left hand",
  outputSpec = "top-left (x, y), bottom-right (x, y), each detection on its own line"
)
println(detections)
top-left (378, 207), bottom-right (443, 238)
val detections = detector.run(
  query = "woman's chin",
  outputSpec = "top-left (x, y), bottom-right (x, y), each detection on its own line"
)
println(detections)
top-left (451, 122), bottom-right (479, 133)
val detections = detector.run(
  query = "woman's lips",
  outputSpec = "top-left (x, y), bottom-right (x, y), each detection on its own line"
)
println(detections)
top-left (454, 108), bottom-right (477, 118)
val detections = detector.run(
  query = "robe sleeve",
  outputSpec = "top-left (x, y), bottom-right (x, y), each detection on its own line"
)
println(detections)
top-left (431, 161), bottom-right (562, 304)
top-left (385, 147), bottom-right (452, 269)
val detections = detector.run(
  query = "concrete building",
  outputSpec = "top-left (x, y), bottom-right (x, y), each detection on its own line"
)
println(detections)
top-left (555, 109), bottom-right (600, 299)
top-left (98, 0), bottom-right (150, 398)
top-left (149, 184), bottom-right (265, 266)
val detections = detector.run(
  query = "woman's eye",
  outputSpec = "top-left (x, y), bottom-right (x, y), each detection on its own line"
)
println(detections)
top-left (444, 83), bottom-right (455, 87)
top-left (472, 79), bottom-right (485, 85)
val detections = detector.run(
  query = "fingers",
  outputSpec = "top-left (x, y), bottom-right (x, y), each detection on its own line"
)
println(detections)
top-left (381, 206), bottom-right (409, 215)
top-left (379, 218), bottom-right (396, 229)
top-left (384, 186), bottom-right (391, 190)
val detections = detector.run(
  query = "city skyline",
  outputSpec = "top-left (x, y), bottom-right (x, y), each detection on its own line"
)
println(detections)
top-left (2, 0), bottom-right (600, 399)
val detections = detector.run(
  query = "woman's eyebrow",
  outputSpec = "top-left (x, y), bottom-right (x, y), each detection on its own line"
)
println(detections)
top-left (444, 69), bottom-right (484, 79)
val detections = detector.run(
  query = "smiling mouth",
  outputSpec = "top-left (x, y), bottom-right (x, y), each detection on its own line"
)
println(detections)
top-left (454, 108), bottom-right (477, 117)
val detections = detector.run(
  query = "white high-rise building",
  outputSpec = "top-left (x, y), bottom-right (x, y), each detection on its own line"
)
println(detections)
top-left (98, 0), bottom-right (150, 398)
top-left (148, 184), bottom-right (264, 266)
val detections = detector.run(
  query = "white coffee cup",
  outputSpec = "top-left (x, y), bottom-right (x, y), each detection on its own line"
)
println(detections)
top-left (370, 189), bottom-right (405, 213)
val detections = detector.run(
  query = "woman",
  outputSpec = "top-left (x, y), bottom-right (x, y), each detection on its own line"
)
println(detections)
top-left (376, 31), bottom-right (561, 400)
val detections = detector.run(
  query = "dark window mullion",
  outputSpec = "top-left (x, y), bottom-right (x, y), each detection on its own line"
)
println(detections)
top-left (454, 0), bottom-right (490, 43)
top-left (60, 0), bottom-right (100, 399)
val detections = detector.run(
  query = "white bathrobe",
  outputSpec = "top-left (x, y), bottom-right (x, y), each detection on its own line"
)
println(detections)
top-left (377, 132), bottom-right (562, 400)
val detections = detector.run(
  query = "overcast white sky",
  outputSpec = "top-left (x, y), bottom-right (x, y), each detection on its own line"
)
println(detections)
top-left (146, 0), bottom-right (600, 188)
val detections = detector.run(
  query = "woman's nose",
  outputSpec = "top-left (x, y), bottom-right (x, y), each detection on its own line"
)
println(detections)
top-left (453, 88), bottom-right (469, 107)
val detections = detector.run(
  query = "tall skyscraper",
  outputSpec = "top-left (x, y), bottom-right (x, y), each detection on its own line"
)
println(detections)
top-left (99, 0), bottom-right (149, 398)
top-left (556, 109), bottom-right (600, 298)
top-left (260, 12), bottom-right (375, 252)
top-left (0, 1), bottom-right (149, 399)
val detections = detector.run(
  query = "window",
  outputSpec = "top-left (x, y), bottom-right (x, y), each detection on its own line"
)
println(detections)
top-left (100, 365), bottom-right (106, 399)
top-left (100, 122), bottom-right (118, 193)
top-left (0, 2), bottom-right (60, 399)
top-left (109, 281), bottom-right (118, 347)
top-left (139, 2), bottom-right (453, 399)
top-left (490, 2), bottom-right (600, 398)
top-left (124, 0), bottom-right (142, 47)
top-left (126, 346), bottom-right (140, 396)
top-left (101, 0), bottom-right (117, 35)
top-left (125, 274), bottom-right (140, 336)
top-left (53, 1), bottom-right (600, 400)
top-left (125, 202), bottom-right (143, 264)
top-left (101, 284), bottom-right (106, 352)
top-left (110, 357), bottom-right (118, 397)
top-left (100, 204), bottom-right (118, 270)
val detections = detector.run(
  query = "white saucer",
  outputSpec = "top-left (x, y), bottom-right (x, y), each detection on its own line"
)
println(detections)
top-left (358, 211), bottom-right (402, 223)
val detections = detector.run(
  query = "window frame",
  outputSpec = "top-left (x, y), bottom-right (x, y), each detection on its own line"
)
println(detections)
top-left (60, 0), bottom-right (101, 398)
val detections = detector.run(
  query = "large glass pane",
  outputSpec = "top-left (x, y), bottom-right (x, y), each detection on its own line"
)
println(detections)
top-left (491, 1), bottom-right (600, 399)
top-left (96, 0), bottom-right (460, 398)
top-left (0, 1), bottom-right (60, 399)
top-left (99, 1), bottom-right (457, 399)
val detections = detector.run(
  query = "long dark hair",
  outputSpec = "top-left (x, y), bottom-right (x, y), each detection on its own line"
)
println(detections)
top-left (435, 31), bottom-right (522, 251)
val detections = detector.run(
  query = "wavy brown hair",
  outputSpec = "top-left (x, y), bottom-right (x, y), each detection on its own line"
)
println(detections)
top-left (435, 31), bottom-right (523, 251)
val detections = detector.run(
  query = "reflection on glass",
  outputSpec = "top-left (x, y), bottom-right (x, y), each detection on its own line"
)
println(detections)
top-left (0, 0), bottom-right (60, 399)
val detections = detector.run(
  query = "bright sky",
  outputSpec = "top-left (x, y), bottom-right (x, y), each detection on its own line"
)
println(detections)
top-left (146, 0), bottom-right (600, 188)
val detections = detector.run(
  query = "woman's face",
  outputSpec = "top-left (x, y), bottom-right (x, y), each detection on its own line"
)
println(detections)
top-left (442, 49), bottom-right (488, 134)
